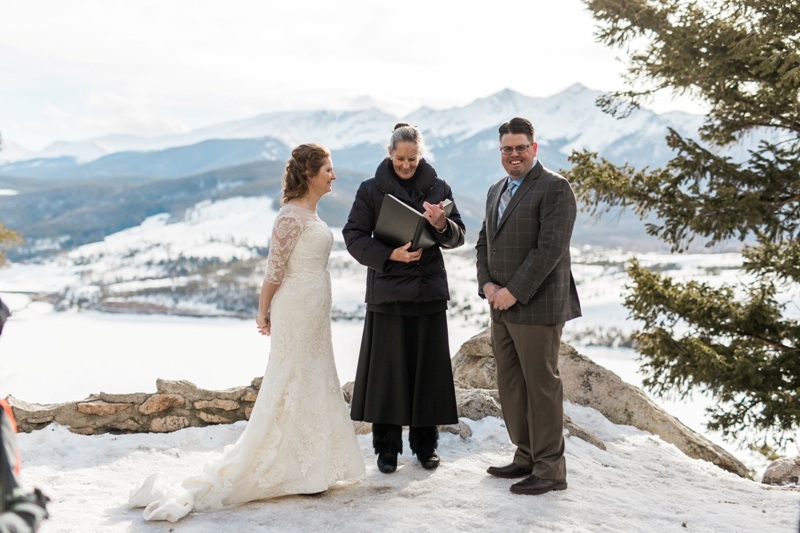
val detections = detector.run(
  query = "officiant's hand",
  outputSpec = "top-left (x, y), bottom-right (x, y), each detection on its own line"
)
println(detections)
top-left (422, 201), bottom-right (447, 232)
top-left (390, 242), bottom-right (422, 263)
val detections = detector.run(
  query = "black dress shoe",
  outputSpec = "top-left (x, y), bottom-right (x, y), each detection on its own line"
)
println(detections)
top-left (486, 463), bottom-right (533, 479)
top-left (510, 474), bottom-right (567, 495)
top-left (377, 452), bottom-right (397, 474)
top-left (418, 451), bottom-right (440, 470)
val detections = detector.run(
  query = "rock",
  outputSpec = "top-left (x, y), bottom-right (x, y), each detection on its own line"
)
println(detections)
top-left (454, 388), bottom-right (502, 420)
top-left (242, 387), bottom-right (259, 403)
top-left (76, 400), bottom-right (132, 416)
top-left (105, 419), bottom-right (140, 432)
top-left (156, 379), bottom-right (200, 396)
top-left (194, 399), bottom-right (240, 411)
top-left (452, 331), bottom-right (497, 389)
top-left (762, 457), bottom-right (800, 485)
top-left (150, 416), bottom-right (190, 433)
top-left (342, 381), bottom-right (354, 404)
top-left (352, 421), bottom-right (371, 435)
top-left (564, 415), bottom-right (606, 451)
top-left (157, 379), bottom-right (246, 401)
top-left (197, 412), bottom-right (233, 424)
top-left (558, 343), bottom-right (748, 477)
top-left (440, 421), bottom-right (472, 439)
top-left (138, 394), bottom-right (185, 415)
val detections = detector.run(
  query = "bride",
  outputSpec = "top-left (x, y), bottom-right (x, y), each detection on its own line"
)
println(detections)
top-left (129, 144), bottom-right (365, 522)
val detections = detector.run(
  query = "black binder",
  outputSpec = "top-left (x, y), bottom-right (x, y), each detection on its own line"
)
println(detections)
top-left (374, 193), bottom-right (453, 250)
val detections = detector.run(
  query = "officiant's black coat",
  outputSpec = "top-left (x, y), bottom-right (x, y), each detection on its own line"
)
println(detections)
top-left (342, 158), bottom-right (465, 305)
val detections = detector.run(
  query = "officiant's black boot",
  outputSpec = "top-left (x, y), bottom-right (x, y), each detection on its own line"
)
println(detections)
top-left (410, 426), bottom-right (440, 470)
top-left (373, 423), bottom-right (402, 474)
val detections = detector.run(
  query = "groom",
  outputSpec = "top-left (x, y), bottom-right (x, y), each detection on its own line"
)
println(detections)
top-left (475, 117), bottom-right (581, 495)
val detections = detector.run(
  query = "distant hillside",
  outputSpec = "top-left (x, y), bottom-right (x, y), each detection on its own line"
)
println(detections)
top-left (0, 172), bottom-right (664, 264)
top-left (1, 161), bottom-right (284, 259)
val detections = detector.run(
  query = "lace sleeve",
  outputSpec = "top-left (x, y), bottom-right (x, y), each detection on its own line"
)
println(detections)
top-left (265, 210), bottom-right (305, 284)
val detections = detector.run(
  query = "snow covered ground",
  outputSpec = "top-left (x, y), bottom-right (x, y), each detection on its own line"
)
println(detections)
top-left (16, 408), bottom-right (799, 533)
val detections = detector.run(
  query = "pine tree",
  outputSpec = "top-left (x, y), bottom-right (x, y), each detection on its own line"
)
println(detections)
top-left (568, 0), bottom-right (800, 447)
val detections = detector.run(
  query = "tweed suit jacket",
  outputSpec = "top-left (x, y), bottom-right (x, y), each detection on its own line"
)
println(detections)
top-left (476, 160), bottom-right (581, 325)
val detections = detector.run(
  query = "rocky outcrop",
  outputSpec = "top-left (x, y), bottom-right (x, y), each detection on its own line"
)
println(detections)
top-left (451, 328), bottom-right (748, 478)
top-left (762, 457), bottom-right (800, 486)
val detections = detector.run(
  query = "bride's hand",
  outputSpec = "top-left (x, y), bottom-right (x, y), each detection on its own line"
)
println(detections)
top-left (256, 312), bottom-right (271, 336)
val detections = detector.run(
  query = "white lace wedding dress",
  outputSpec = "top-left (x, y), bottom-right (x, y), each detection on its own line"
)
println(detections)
top-left (129, 204), bottom-right (366, 522)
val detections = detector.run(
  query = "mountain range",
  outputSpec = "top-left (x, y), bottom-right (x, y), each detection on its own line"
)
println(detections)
top-left (0, 84), bottom-right (706, 259)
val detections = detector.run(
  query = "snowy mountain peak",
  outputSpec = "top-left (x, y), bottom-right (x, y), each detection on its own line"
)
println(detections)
top-left (0, 86), bottom-right (707, 173)
top-left (0, 87), bottom-right (591, 164)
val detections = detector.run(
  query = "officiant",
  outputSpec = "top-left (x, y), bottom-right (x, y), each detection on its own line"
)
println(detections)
top-left (342, 123), bottom-right (465, 474)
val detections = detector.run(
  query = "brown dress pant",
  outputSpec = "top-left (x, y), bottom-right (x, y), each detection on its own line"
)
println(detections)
top-left (491, 318), bottom-right (566, 480)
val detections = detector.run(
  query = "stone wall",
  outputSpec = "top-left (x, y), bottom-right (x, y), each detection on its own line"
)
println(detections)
top-left (8, 377), bottom-right (263, 435)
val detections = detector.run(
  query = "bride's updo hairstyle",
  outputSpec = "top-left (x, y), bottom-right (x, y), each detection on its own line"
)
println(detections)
top-left (281, 143), bottom-right (331, 205)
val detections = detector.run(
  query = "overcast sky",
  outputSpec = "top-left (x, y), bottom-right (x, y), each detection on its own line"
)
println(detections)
top-left (0, 0), bottom-right (700, 151)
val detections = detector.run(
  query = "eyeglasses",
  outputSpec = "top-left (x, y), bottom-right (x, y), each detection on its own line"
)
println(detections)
top-left (500, 144), bottom-right (531, 155)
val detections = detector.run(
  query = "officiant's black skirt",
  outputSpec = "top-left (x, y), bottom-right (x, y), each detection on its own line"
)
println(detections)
top-left (350, 303), bottom-right (458, 427)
